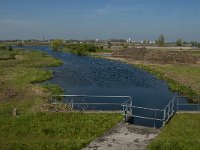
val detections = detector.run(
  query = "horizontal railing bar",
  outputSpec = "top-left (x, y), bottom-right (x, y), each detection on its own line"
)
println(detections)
top-left (130, 106), bottom-right (163, 112)
top-left (132, 115), bottom-right (164, 121)
top-left (121, 100), bottom-right (132, 105)
top-left (52, 102), bottom-right (122, 105)
top-left (71, 103), bottom-right (122, 105)
top-left (53, 95), bottom-right (132, 98)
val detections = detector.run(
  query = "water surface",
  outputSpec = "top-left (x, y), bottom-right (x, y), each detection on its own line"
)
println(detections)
top-left (22, 46), bottom-right (179, 127)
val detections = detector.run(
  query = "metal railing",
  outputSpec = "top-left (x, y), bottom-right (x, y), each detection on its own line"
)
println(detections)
top-left (162, 97), bottom-right (176, 126)
top-left (51, 95), bottom-right (132, 115)
top-left (122, 96), bottom-right (200, 128)
top-left (121, 98), bottom-right (133, 121)
top-left (50, 95), bottom-right (200, 128)
top-left (176, 96), bottom-right (200, 112)
top-left (131, 106), bottom-right (164, 128)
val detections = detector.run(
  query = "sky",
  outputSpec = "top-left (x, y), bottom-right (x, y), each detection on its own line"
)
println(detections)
top-left (0, 0), bottom-right (200, 41)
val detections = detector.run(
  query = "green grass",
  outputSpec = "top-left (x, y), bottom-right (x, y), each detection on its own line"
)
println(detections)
top-left (148, 113), bottom-right (200, 150)
top-left (136, 64), bottom-right (200, 102)
top-left (61, 43), bottom-right (110, 55)
top-left (0, 112), bottom-right (122, 150)
top-left (0, 47), bottom-right (123, 150)
top-left (0, 47), bottom-right (63, 114)
top-left (0, 45), bottom-right (15, 60)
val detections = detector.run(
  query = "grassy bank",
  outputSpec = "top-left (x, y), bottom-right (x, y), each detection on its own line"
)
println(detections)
top-left (0, 47), bottom-right (123, 149)
top-left (104, 47), bottom-right (200, 102)
top-left (148, 113), bottom-right (200, 150)
top-left (136, 64), bottom-right (199, 101)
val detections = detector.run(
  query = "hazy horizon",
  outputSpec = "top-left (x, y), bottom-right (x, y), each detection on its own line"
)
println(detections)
top-left (0, 0), bottom-right (200, 42)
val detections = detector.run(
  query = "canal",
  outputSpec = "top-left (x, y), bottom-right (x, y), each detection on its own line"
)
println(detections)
top-left (22, 46), bottom-right (179, 127)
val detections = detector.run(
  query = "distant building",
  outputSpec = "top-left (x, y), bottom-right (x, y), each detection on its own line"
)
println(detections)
top-left (149, 41), bottom-right (156, 44)
top-left (127, 38), bottom-right (131, 43)
top-left (96, 38), bottom-right (99, 43)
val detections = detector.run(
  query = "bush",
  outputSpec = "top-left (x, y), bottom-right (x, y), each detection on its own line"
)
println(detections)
top-left (51, 39), bottom-right (64, 50)
top-left (64, 43), bottom-right (101, 55)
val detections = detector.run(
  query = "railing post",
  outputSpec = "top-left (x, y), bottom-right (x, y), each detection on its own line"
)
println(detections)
top-left (124, 102), bottom-right (128, 121)
top-left (170, 102), bottom-right (173, 117)
top-left (122, 105), bottom-right (125, 114)
top-left (153, 109), bottom-right (157, 128)
top-left (130, 99), bottom-right (133, 116)
top-left (71, 99), bottom-right (74, 110)
top-left (162, 108), bottom-right (166, 127)
top-left (168, 104), bottom-right (170, 119)
top-left (177, 98), bottom-right (179, 112)
top-left (172, 99), bottom-right (175, 113)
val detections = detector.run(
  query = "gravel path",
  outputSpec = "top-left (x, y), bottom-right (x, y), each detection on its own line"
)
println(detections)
top-left (83, 122), bottom-right (160, 150)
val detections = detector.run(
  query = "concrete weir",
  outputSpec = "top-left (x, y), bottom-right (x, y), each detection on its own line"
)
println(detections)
top-left (83, 122), bottom-right (160, 150)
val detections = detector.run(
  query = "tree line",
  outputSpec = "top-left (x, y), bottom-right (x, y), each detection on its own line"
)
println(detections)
top-left (156, 34), bottom-right (200, 47)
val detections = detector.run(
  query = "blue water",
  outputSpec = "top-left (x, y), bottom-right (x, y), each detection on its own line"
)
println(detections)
top-left (21, 46), bottom-right (180, 127)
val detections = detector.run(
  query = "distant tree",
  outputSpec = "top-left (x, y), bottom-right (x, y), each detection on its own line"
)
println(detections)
top-left (176, 38), bottom-right (182, 46)
top-left (183, 41), bottom-right (187, 45)
top-left (51, 39), bottom-right (64, 50)
top-left (198, 43), bottom-right (200, 48)
top-left (191, 41), bottom-right (198, 47)
top-left (155, 40), bottom-right (158, 44)
top-left (158, 34), bottom-right (165, 46)
top-left (99, 46), bottom-right (104, 50)
top-left (107, 42), bottom-right (112, 48)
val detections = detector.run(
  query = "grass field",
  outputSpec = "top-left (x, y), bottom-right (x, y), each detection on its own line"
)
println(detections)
top-left (147, 64), bottom-right (200, 95)
top-left (148, 113), bottom-right (200, 150)
top-left (0, 46), bottom-right (123, 150)
top-left (0, 112), bottom-right (122, 150)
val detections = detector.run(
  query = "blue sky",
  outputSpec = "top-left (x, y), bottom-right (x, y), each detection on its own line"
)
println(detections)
top-left (0, 0), bottom-right (200, 41)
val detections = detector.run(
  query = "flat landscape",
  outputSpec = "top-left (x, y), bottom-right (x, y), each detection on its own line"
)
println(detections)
top-left (98, 46), bottom-right (200, 149)
top-left (1, 1), bottom-right (200, 149)
top-left (0, 46), bottom-right (123, 149)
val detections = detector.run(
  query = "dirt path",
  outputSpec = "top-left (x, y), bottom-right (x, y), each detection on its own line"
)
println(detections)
top-left (83, 122), bottom-right (160, 150)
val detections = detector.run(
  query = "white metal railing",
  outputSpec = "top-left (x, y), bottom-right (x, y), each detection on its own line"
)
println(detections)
top-left (51, 95), bottom-right (132, 117)
top-left (50, 95), bottom-right (200, 128)
top-left (176, 96), bottom-right (200, 112)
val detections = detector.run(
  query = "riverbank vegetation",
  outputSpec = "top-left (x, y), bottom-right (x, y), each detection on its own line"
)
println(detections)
top-left (63, 43), bottom-right (104, 55)
top-left (136, 64), bottom-right (199, 101)
top-left (50, 40), bottom-right (110, 55)
top-left (111, 47), bottom-right (200, 102)
top-left (0, 46), bottom-right (122, 149)
top-left (148, 113), bottom-right (200, 150)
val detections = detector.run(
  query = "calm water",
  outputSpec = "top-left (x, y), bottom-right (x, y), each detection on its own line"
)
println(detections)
top-left (22, 46), bottom-right (180, 127)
